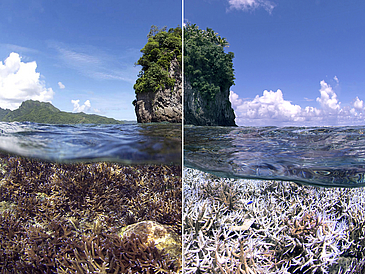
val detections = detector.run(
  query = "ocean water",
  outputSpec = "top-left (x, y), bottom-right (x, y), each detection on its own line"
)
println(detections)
top-left (0, 122), bottom-right (181, 165)
top-left (184, 125), bottom-right (365, 187)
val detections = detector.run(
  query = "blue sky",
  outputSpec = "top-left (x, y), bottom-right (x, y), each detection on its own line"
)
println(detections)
top-left (2, 1), bottom-right (365, 126)
top-left (185, 0), bottom-right (365, 126)
top-left (0, 0), bottom-right (181, 121)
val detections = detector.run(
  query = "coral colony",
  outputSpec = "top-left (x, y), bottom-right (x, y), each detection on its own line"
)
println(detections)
top-left (183, 168), bottom-right (365, 274)
top-left (0, 152), bottom-right (182, 273)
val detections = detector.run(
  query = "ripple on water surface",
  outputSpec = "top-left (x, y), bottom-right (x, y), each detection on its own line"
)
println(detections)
top-left (184, 125), bottom-right (365, 187)
top-left (0, 122), bottom-right (181, 165)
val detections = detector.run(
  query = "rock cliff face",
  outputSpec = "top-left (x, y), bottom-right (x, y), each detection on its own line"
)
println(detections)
top-left (134, 58), bottom-right (182, 123)
top-left (184, 79), bottom-right (236, 126)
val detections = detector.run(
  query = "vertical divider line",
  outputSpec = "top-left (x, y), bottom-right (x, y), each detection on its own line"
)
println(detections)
top-left (181, 0), bottom-right (185, 272)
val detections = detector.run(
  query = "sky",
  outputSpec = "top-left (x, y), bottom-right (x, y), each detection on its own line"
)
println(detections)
top-left (185, 0), bottom-right (365, 126)
top-left (0, 0), bottom-right (181, 121)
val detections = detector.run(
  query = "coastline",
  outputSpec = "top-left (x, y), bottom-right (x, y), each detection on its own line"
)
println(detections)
top-left (183, 167), bottom-right (365, 273)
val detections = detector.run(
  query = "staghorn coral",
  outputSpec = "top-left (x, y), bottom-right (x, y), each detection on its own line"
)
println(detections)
top-left (0, 152), bottom-right (181, 273)
top-left (120, 220), bottom-right (182, 270)
top-left (183, 167), bottom-right (365, 274)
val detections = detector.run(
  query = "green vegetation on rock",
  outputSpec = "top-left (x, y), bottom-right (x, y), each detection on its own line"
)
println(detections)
top-left (184, 23), bottom-right (235, 100)
top-left (0, 100), bottom-right (125, 124)
top-left (133, 25), bottom-right (182, 94)
top-left (0, 108), bottom-right (11, 121)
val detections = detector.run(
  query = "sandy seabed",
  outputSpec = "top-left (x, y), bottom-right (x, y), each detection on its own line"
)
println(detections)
top-left (183, 168), bottom-right (365, 274)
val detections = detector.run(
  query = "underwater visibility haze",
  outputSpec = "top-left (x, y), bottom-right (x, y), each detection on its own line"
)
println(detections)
top-left (184, 125), bottom-right (365, 187)
top-left (0, 122), bottom-right (181, 165)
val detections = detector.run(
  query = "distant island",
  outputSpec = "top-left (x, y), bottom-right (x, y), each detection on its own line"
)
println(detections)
top-left (0, 100), bottom-right (128, 124)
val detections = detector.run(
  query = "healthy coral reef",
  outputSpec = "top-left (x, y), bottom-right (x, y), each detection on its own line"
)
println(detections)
top-left (0, 152), bottom-right (182, 273)
top-left (183, 167), bottom-right (365, 274)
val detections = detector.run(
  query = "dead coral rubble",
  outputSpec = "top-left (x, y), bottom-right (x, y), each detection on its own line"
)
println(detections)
top-left (0, 153), bottom-right (182, 273)
top-left (183, 167), bottom-right (365, 274)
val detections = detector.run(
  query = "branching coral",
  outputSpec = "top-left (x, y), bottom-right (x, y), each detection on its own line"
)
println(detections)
top-left (183, 167), bottom-right (365, 274)
top-left (0, 152), bottom-right (182, 273)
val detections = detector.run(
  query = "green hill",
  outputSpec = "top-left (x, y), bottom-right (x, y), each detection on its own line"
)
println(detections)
top-left (0, 100), bottom-right (125, 124)
top-left (0, 108), bottom-right (11, 121)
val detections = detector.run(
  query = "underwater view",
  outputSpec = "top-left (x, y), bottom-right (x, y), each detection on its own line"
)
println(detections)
top-left (184, 125), bottom-right (365, 273)
top-left (0, 122), bottom-right (182, 273)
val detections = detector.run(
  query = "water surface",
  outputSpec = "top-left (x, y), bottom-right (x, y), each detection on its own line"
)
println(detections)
top-left (0, 122), bottom-right (181, 165)
top-left (184, 125), bottom-right (365, 187)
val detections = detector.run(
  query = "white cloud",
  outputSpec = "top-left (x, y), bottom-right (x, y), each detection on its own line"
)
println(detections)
top-left (231, 79), bottom-right (365, 126)
top-left (0, 52), bottom-right (54, 110)
top-left (58, 81), bottom-right (65, 89)
top-left (71, 99), bottom-right (91, 113)
top-left (334, 75), bottom-right (339, 84)
top-left (350, 97), bottom-right (365, 118)
top-left (231, 89), bottom-right (303, 125)
top-left (48, 41), bottom-right (140, 84)
top-left (229, 88), bottom-right (243, 109)
top-left (227, 0), bottom-right (275, 13)
top-left (0, 44), bottom-right (39, 56)
top-left (353, 96), bottom-right (363, 110)
top-left (316, 80), bottom-right (340, 112)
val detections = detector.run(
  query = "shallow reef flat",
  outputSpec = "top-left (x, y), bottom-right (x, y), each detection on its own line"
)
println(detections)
top-left (183, 168), bottom-right (365, 274)
top-left (0, 152), bottom-right (182, 273)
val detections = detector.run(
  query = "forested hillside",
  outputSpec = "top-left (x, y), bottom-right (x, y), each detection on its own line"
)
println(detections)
top-left (0, 100), bottom-right (125, 124)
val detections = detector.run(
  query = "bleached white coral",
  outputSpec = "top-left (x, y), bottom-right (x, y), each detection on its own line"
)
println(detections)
top-left (183, 167), bottom-right (365, 273)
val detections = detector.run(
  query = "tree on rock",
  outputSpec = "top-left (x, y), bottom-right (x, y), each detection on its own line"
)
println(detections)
top-left (133, 26), bottom-right (182, 123)
top-left (184, 24), bottom-right (236, 126)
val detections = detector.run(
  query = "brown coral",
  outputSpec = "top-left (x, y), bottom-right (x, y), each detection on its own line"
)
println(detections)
top-left (0, 152), bottom-right (181, 273)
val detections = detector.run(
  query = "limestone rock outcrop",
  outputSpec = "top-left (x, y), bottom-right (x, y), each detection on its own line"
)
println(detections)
top-left (184, 79), bottom-right (236, 126)
top-left (134, 58), bottom-right (182, 123)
